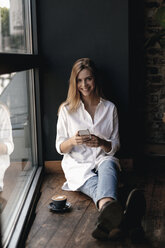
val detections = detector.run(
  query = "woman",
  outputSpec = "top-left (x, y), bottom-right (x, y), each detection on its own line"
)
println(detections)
top-left (56, 58), bottom-right (146, 240)
top-left (0, 103), bottom-right (14, 192)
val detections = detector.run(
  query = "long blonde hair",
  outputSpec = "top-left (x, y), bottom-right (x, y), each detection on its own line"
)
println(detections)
top-left (59, 58), bottom-right (103, 113)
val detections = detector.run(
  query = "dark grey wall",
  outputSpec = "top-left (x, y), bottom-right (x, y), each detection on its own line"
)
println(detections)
top-left (37, 0), bottom-right (134, 160)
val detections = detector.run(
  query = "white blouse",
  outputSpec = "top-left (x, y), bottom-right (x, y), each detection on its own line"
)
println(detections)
top-left (56, 98), bottom-right (120, 191)
top-left (0, 104), bottom-right (14, 191)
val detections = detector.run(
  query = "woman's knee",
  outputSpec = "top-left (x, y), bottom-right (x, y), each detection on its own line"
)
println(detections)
top-left (78, 175), bottom-right (98, 200)
top-left (99, 160), bottom-right (117, 173)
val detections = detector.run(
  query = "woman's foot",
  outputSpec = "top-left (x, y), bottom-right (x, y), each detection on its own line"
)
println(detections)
top-left (92, 200), bottom-right (123, 240)
top-left (98, 197), bottom-right (114, 210)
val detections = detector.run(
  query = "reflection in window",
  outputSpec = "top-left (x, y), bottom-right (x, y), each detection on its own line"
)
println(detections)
top-left (0, 70), bottom-right (37, 246)
top-left (0, 0), bottom-right (32, 53)
top-left (0, 103), bottom-right (14, 192)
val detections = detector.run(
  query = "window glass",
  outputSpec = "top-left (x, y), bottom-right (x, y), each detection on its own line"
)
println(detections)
top-left (0, 0), bottom-right (32, 53)
top-left (0, 70), bottom-right (37, 246)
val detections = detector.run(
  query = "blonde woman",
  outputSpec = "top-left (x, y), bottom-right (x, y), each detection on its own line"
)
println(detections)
top-left (56, 58), bottom-right (146, 241)
top-left (0, 103), bottom-right (14, 192)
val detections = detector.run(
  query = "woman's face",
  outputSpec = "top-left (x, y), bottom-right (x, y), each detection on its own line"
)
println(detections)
top-left (77, 69), bottom-right (95, 98)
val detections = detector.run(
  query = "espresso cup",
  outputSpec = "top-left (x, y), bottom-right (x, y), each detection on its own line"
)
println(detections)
top-left (51, 195), bottom-right (67, 209)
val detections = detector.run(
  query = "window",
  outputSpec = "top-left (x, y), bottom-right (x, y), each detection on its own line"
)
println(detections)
top-left (0, 0), bottom-right (32, 53)
top-left (0, 70), bottom-right (37, 245)
top-left (0, 1), bottom-right (42, 247)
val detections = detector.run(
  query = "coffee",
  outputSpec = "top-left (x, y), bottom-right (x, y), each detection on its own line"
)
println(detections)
top-left (51, 195), bottom-right (67, 209)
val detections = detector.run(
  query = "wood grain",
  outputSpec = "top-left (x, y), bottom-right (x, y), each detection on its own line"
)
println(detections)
top-left (26, 160), bottom-right (165, 248)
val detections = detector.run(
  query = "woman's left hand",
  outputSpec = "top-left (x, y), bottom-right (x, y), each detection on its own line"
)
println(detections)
top-left (84, 135), bottom-right (101, 147)
top-left (85, 135), bottom-right (112, 152)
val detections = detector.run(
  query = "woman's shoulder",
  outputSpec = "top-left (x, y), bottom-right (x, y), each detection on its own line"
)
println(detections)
top-left (101, 98), bottom-right (116, 109)
top-left (58, 101), bottom-right (69, 114)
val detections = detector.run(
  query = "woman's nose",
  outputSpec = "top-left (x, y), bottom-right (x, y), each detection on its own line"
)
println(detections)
top-left (82, 80), bottom-right (87, 87)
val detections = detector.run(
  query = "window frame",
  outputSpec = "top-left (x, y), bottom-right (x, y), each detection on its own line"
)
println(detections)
top-left (0, 0), bottom-right (43, 247)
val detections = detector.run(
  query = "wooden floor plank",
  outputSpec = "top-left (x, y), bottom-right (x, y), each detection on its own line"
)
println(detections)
top-left (26, 161), bottom-right (165, 248)
top-left (45, 199), bottom-right (92, 248)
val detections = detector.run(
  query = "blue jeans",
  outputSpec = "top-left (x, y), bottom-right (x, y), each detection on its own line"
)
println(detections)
top-left (78, 160), bottom-right (119, 208)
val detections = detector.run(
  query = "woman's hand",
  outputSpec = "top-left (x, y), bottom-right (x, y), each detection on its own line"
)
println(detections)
top-left (60, 132), bottom-right (112, 154)
top-left (0, 143), bottom-right (7, 155)
top-left (85, 135), bottom-right (112, 153)
top-left (60, 132), bottom-right (91, 153)
top-left (84, 134), bottom-right (101, 147)
top-left (71, 132), bottom-right (91, 146)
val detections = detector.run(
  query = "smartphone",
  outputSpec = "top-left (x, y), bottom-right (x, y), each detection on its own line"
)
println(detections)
top-left (78, 129), bottom-right (91, 137)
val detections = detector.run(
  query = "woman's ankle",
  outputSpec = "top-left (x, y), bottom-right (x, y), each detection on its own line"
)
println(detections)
top-left (98, 197), bottom-right (114, 210)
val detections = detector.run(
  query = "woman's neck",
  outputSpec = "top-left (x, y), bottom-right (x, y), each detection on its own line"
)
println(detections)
top-left (81, 94), bottom-right (100, 107)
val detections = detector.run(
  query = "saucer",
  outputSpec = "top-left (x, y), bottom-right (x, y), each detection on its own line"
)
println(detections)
top-left (48, 202), bottom-right (71, 213)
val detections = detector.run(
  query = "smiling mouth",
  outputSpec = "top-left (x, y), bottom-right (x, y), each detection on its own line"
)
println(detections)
top-left (82, 88), bottom-right (89, 91)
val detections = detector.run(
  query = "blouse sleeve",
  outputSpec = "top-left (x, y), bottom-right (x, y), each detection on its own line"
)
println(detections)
top-left (0, 105), bottom-right (14, 155)
top-left (105, 105), bottom-right (120, 155)
top-left (55, 105), bottom-right (69, 155)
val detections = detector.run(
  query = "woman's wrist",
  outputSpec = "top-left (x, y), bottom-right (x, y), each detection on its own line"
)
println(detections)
top-left (100, 139), bottom-right (112, 153)
top-left (60, 137), bottom-right (75, 153)
top-left (69, 137), bottom-right (75, 148)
